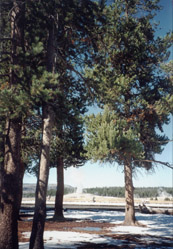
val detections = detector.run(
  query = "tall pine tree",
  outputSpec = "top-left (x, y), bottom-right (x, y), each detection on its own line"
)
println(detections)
top-left (29, 0), bottom-right (103, 248)
top-left (85, 0), bottom-right (172, 225)
top-left (0, 0), bottom-right (33, 247)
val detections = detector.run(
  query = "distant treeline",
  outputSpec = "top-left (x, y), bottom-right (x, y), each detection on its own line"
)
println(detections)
top-left (23, 186), bottom-right (173, 199)
top-left (83, 187), bottom-right (173, 199)
top-left (23, 186), bottom-right (76, 198)
top-left (46, 186), bottom-right (76, 197)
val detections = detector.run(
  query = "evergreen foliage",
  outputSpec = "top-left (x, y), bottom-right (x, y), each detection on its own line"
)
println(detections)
top-left (0, 0), bottom-right (172, 246)
top-left (0, 1), bottom-right (105, 248)
top-left (84, 0), bottom-right (172, 225)
top-left (0, 0), bottom-right (104, 174)
top-left (85, 0), bottom-right (172, 170)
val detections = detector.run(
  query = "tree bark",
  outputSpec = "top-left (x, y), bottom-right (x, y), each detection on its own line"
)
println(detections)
top-left (29, 15), bottom-right (56, 248)
top-left (17, 162), bottom-right (25, 220)
top-left (29, 104), bottom-right (54, 249)
top-left (0, 1), bottom-right (24, 248)
top-left (123, 160), bottom-right (136, 225)
top-left (0, 118), bottom-right (21, 249)
top-left (54, 157), bottom-right (65, 220)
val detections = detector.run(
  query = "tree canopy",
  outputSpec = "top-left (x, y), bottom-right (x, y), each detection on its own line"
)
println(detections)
top-left (85, 0), bottom-right (172, 169)
top-left (84, 0), bottom-right (172, 225)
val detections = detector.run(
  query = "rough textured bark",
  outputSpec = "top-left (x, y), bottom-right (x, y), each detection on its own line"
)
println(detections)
top-left (123, 160), bottom-right (136, 225)
top-left (29, 104), bottom-right (54, 249)
top-left (0, 1), bottom-right (24, 248)
top-left (29, 17), bottom-right (56, 248)
top-left (17, 162), bottom-right (25, 219)
top-left (0, 118), bottom-right (21, 249)
top-left (54, 157), bottom-right (64, 220)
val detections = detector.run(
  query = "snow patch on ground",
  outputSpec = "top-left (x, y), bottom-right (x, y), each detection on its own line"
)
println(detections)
top-left (19, 210), bottom-right (173, 249)
top-left (21, 231), bottom-right (113, 248)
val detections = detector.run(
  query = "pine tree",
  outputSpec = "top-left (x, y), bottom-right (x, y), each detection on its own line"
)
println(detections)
top-left (85, 0), bottom-right (172, 225)
top-left (51, 111), bottom-right (86, 220)
top-left (29, 0), bottom-right (103, 248)
top-left (0, 1), bottom-right (26, 248)
top-left (0, 0), bottom-right (54, 247)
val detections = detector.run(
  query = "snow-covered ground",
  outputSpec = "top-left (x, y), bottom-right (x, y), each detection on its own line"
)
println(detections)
top-left (19, 209), bottom-right (173, 249)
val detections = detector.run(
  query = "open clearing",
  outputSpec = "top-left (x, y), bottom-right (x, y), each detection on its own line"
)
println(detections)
top-left (19, 194), bottom-right (173, 248)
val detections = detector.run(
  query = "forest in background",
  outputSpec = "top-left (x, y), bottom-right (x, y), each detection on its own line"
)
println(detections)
top-left (23, 184), bottom-right (173, 200)
top-left (84, 186), bottom-right (173, 199)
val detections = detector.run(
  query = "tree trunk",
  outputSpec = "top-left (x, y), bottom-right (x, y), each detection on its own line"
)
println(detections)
top-left (29, 104), bottom-right (54, 249)
top-left (123, 160), bottom-right (136, 225)
top-left (0, 118), bottom-right (21, 249)
top-left (17, 162), bottom-right (25, 220)
top-left (0, 1), bottom-right (24, 248)
top-left (29, 14), bottom-right (56, 249)
top-left (54, 157), bottom-right (64, 220)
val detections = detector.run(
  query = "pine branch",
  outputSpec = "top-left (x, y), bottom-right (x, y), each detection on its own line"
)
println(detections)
top-left (0, 57), bottom-right (9, 63)
top-left (146, 140), bottom-right (173, 145)
top-left (134, 159), bottom-right (173, 169)
top-left (0, 37), bottom-right (14, 41)
top-left (0, 52), bottom-right (12, 55)
top-left (156, 140), bottom-right (173, 143)
top-left (69, 65), bottom-right (95, 99)
top-left (57, 50), bottom-right (95, 99)
top-left (0, 74), bottom-right (9, 77)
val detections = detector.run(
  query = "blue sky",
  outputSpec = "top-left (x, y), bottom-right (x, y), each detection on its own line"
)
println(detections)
top-left (24, 0), bottom-right (173, 188)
